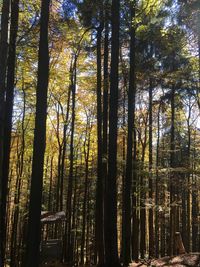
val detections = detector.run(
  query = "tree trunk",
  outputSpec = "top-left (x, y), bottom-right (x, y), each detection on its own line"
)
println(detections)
top-left (60, 74), bottom-right (71, 211)
top-left (131, 68), bottom-right (138, 261)
top-left (140, 149), bottom-right (146, 259)
top-left (192, 141), bottom-right (198, 252)
top-left (169, 85), bottom-right (176, 256)
top-left (185, 101), bottom-right (192, 252)
top-left (10, 85), bottom-right (26, 267)
top-left (86, 187), bottom-right (90, 264)
top-left (25, 0), bottom-right (50, 266)
top-left (95, 24), bottom-right (105, 266)
top-left (122, 3), bottom-right (135, 265)
top-left (104, 0), bottom-right (120, 265)
top-left (0, 6), bottom-right (10, 261)
top-left (56, 142), bottom-right (62, 212)
top-left (155, 102), bottom-right (161, 257)
top-left (48, 156), bottom-right (54, 211)
top-left (1, 1), bottom-right (19, 265)
top-left (192, 10), bottom-right (200, 252)
top-left (81, 123), bottom-right (91, 265)
top-left (102, 2), bottom-right (109, 264)
top-left (148, 79), bottom-right (154, 257)
top-left (65, 56), bottom-right (77, 263)
top-left (120, 46), bottom-right (127, 260)
top-left (71, 166), bottom-right (78, 262)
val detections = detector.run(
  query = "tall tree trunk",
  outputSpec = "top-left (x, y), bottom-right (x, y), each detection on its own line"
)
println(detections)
top-left (192, 127), bottom-right (198, 252)
top-left (140, 148), bottom-right (146, 259)
top-left (48, 156), bottom-right (54, 211)
top-left (81, 124), bottom-right (91, 265)
top-left (60, 75), bottom-right (71, 211)
top-left (65, 56), bottom-right (77, 263)
top-left (102, 1), bottom-right (109, 264)
top-left (131, 67), bottom-right (138, 261)
top-left (86, 187), bottom-right (90, 264)
top-left (56, 148), bottom-right (62, 212)
top-left (122, 3), bottom-right (135, 265)
top-left (25, 0), bottom-right (50, 266)
top-left (104, 0), bottom-right (120, 265)
top-left (0, 8), bottom-right (10, 260)
top-left (192, 10), bottom-right (200, 252)
top-left (56, 144), bottom-right (62, 212)
top-left (169, 85), bottom-right (176, 256)
top-left (55, 103), bottom-right (62, 213)
top-left (161, 137), bottom-right (166, 257)
top-left (10, 85), bottom-right (26, 267)
top-left (120, 46), bottom-right (127, 260)
top-left (71, 166), bottom-right (78, 262)
top-left (185, 101), bottom-right (192, 252)
top-left (155, 102), bottom-right (161, 257)
top-left (1, 1), bottom-right (19, 265)
top-left (148, 79), bottom-right (154, 257)
top-left (95, 24), bottom-right (104, 266)
top-left (192, 152), bottom-right (198, 252)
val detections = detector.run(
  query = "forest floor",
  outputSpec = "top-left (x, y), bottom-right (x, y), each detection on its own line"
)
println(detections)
top-left (38, 254), bottom-right (200, 267)
top-left (130, 253), bottom-right (200, 267)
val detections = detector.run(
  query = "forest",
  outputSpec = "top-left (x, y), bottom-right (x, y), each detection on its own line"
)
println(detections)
top-left (0, 0), bottom-right (200, 266)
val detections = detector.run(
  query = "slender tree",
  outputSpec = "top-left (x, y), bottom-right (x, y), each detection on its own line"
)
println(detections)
top-left (169, 85), bottom-right (176, 256)
top-left (60, 74), bottom-right (72, 211)
top-left (95, 22), bottom-right (105, 266)
top-left (155, 100), bottom-right (161, 257)
top-left (104, 0), bottom-right (121, 265)
top-left (148, 78), bottom-right (154, 257)
top-left (0, 1), bottom-right (10, 264)
top-left (81, 116), bottom-right (91, 265)
top-left (1, 1), bottom-right (19, 265)
top-left (65, 55), bottom-right (77, 263)
top-left (10, 85), bottom-right (26, 267)
top-left (102, 1), bottom-right (109, 265)
top-left (25, 0), bottom-right (50, 266)
top-left (122, 2), bottom-right (135, 265)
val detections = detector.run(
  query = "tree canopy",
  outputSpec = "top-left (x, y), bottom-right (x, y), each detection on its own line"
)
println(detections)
top-left (0, 0), bottom-right (200, 267)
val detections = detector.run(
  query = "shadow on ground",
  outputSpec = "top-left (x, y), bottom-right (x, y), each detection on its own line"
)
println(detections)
top-left (130, 253), bottom-right (200, 267)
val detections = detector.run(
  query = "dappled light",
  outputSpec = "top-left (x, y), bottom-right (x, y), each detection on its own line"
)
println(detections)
top-left (0, 0), bottom-right (200, 267)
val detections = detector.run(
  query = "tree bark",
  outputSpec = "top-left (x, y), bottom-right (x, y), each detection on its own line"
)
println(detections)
top-left (81, 121), bottom-right (91, 265)
top-left (102, 2), bottom-right (109, 265)
top-left (122, 3), bottom-right (135, 265)
top-left (95, 24), bottom-right (105, 266)
top-left (169, 85), bottom-right (176, 256)
top-left (1, 1), bottom-right (19, 265)
top-left (25, 0), bottom-right (50, 266)
top-left (48, 156), bottom-right (54, 211)
top-left (0, 9), bottom-right (10, 259)
top-left (104, 0), bottom-right (120, 265)
top-left (155, 102), bottom-right (161, 257)
top-left (10, 84), bottom-right (26, 267)
top-left (60, 74), bottom-right (72, 211)
top-left (65, 55), bottom-right (77, 263)
top-left (148, 79), bottom-right (154, 257)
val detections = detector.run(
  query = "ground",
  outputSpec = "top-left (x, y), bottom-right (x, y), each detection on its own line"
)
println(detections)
top-left (130, 253), bottom-right (200, 267)
top-left (39, 254), bottom-right (200, 267)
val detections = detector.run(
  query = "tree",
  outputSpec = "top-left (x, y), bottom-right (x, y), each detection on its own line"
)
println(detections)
top-left (1, 1), bottom-right (19, 265)
top-left (104, 0), bottom-right (121, 266)
top-left (102, 2), bottom-right (109, 264)
top-left (1, 0), bottom-right (200, 265)
top-left (0, 0), bottom-right (10, 264)
top-left (25, 0), bottom-right (50, 266)
top-left (65, 54), bottom-right (77, 263)
top-left (122, 1), bottom-right (136, 265)
top-left (95, 21), bottom-right (105, 266)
